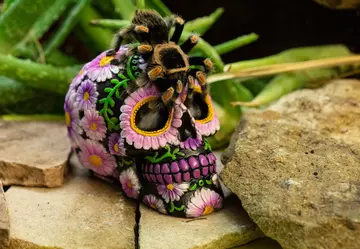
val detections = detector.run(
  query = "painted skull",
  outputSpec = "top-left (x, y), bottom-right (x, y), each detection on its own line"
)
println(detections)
top-left (64, 46), bottom-right (224, 218)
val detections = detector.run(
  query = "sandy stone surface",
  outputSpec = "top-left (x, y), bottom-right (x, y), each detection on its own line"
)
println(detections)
top-left (139, 196), bottom-right (263, 249)
top-left (5, 156), bottom-right (136, 249)
top-left (0, 121), bottom-right (70, 187)
top-left (221, 80), bottom-right (360, 249)
top-left (0, 182), bottom-right (9, 248)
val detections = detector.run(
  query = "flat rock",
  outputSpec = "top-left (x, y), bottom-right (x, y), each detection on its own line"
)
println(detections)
top-left (139, 196), bottom-right (263, 249)
top-left (5, 156), bottom-right (136, 249)
top-left (0, 182), bottom-right (9, 247)
top-left (0, 121), bottom-right (70, 187)
top-left (221, 80), bottom-right (360, 249)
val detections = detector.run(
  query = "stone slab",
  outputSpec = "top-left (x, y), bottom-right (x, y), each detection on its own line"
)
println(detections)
top-left (0, 121), bottom-right (70, 187)
top-left (5, 156), bottom-right (136, 249)
top-left (139, 196), bottom-right (263, 249)
top-left (0, 181), bottom-right (9, 248)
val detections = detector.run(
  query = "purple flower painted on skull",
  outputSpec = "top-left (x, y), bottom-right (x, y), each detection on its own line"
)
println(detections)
top-left (64, 90), bottom-right (83, 147)
top-left (157, 183), bottom-right (189, 203)
top-left (108, 133), bottom-right (126, 155)
top-left (79, 140), bottom-right (116, 176)
top-left (186, 188), bottom-right (223, 218)
top-left (75, 80), bottom-right (98, 110)
top-left (143, 194), bottom-right (167, 214)
top-left (119, 168), bottom-right (141, 199)
top-left (86, 48), bottom-right (128, 82)
top-left (80, 109), bottom-right (106, 141)
top-left (70, 68), bottom-right (87, 90)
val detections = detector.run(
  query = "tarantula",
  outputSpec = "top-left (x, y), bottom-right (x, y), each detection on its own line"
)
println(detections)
top-left (107, 9), bottom-right (213, 108)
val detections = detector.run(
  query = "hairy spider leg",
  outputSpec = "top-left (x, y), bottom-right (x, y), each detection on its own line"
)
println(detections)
top-left (185, 75), bottom-right (196, 102)
top-left (107, 24), bottom-right (150, 57)
top-left (188, 68), bottom-right (209, 96)
top-left (154, 78), bottom-right (184, 108)
top-left (180, 35), bottom-right (199, 53)
top-left (147, 65), bottom-right (164, 81)
top-left (165, 16), bottom-right (185, 44)
top-left (137, 43), bottom-right (153, 54)
top-left (189, 57), bottom-right (214, 73)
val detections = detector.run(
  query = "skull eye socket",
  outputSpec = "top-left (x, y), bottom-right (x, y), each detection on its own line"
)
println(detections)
top-left (185, 88), bottom-right (214, 124)
top-left (187, 93), bottom-right (209, 121)
top-left (183, 86), bottom-right (220, 136)
top-left (132, 96), bottom-right (172, 134)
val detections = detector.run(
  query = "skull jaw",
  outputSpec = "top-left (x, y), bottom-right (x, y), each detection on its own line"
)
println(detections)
top-left (120, 144), bottom-right (225, 218)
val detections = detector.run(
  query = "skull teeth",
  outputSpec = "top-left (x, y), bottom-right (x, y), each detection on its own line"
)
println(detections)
top-left (141, 152), bottom-right (217, 184)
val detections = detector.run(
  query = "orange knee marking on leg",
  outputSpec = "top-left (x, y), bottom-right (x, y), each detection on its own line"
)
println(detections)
top-left (196, 71), bottom-right (206, 85)
top-left (204, 58), bottom-right (213, 71)
top-left (176, 80), bottom-right (183, 93)
top-left (135, 25), bottom-right (149, 33)
top-left (148, 66), bottom-right (163, 80)
top-left (190, 35), bottom-right (198, 44)
top-left (161, 87), bottom-right (175, 104)
top-left (138, 44), bottom-right (153, 53)
top-left (188, 75), bottom-right (195, 89)
top-left (176, 17), bottom-right (185, 25)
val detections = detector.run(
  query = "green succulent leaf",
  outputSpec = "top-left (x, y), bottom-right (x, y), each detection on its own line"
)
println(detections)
top-left (1, 0), bottom-right (17, 13)
top-left (0, 0), bottom-right (72, 54)
top-left (0, 54), bottom-right (78, 94)
top-left (0, 76), bottom-right (36, 105)
top-left (184, 8), bottom-right (224, 35)
top-left (112, 0), bottom-right (136, 20)
top-left (146, 0), bottom-right (171, 16)
top-left (76, 4), bottom-right (113, 53)
top-left (44, 0), bottom-right (89, 57)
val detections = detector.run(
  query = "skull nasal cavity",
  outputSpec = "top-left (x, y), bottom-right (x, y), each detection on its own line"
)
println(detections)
top-left (178, 111), bottom-right (197, 141)
top-left (160, 48), bottom-right (186, 69)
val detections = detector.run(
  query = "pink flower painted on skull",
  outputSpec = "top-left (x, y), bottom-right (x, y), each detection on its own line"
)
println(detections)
top-left (186, 188), bottom-right (223, 218)
top-left (80, 110), bottom-right (106, 141)
top-left (86, 48), bottom-right (128, 82)
top-left (79, 140), bottom-right (116, 176)
top-left (119, 168), bottom-right (141, 199)
top-left (143, 194), bottom-right (167, 214)
top-left (157, 183), bottom-right (189, 203)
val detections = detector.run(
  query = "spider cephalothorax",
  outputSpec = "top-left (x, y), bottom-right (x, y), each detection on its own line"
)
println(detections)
top-left (107, 9), bottom-right (214, 108)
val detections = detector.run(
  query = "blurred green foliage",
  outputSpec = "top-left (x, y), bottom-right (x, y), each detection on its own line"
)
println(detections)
top-left (0, 0), bottom-right (358, 149)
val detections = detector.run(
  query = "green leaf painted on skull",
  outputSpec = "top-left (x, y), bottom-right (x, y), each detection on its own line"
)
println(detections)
top-left (98, 74), bottom-right (129, 131)
top-left (144, 146), bottom-right (185, 163)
